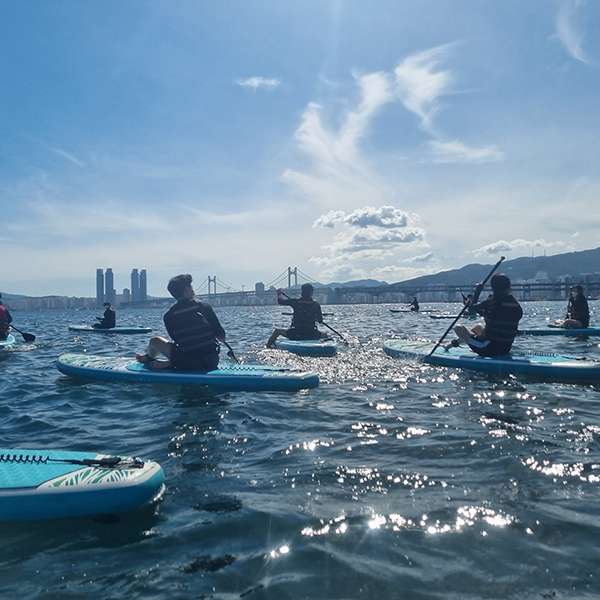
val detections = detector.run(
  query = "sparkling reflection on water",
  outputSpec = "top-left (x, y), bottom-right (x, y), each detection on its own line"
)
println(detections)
top-left (0, 301), bottom-right (599, 599)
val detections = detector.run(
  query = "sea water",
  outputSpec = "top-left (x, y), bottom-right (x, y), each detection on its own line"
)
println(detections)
top-left (0, 301), bottom-right (599, 600)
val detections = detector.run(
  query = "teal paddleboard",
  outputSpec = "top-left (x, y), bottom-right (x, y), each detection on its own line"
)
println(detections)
top-left (56, 353), bottom-right (319, 391)
top-left (0, 334), bottom-right (15, 349)
top-left (518, 327), bottom-right (600, 337)
top-left (69, 325), bottom-right (151, 334)
top-left (273, 338), bottom-right (338, 357)
top-left (383, 339), bottom-right (600, 383)
top-left (0, 449), bottom-right (164, 522)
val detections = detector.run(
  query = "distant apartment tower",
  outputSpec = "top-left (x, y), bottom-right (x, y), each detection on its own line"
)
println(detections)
top-left (139, 269), bottom-right (148, 301)
top-left (255, 282), bottom-right (265, 293)
top-left (96, 269), bottom-right (104, 308)
top-left (105, 268), bottom-right (116, 305)
top-left (131, 269), bottom-right (140, 302)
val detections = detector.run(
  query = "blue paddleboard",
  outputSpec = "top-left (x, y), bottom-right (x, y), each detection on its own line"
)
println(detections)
top-left (0, 449), bottom-right (164, 522)
top-left (273, 338), bottom-right (338, 357)
top-left (0, 334), bottom-right (16, 349)
top-left (69, 325), bottom-right (152, 334)
top-left (56, 353), bottom-right (319, 391)
top-left (383, 339), bottom-right (600, 383)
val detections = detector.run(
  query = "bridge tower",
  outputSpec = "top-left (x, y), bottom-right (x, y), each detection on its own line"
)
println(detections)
top-left (207, 276), bottom-right (217, 295)
top-left (287, 267), bottom-right (297, 289)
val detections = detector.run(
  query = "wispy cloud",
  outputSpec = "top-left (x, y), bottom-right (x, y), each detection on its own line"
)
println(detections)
top-left (554, 0), bottom-right (592, 65)
top-left (429, 140), bottom-right (504, 164)
top-left (236, 76), bottom-right (281, 90)
top-left (394, 44), bottom-right (455, 133)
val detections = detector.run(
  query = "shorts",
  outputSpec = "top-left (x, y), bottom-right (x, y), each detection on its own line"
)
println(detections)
top-left (286, 328), bottom-right (322, 341)
top-left (468, 335), bottom-right (511, 357)
top-left (170, 344), bottom-right (219, 371)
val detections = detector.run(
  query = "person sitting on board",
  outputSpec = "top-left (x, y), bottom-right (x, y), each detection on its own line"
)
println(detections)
top-left (550, 284), bottom-right (590, 329)
top-left (0, 293), bottom-right (13, 340)
top-left (444, 273), bottom-right (523, 356)
top-left (136, 273), bottom-right (226, 370)
top-left (266, 283), bottom-right (329, 348)
top-left (408, 297), bottom-right (420, 311)
top-left (92, 301), bottom-right (116, 329)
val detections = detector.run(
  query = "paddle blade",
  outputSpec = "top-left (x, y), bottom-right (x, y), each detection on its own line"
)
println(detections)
top-left (21, 332), bottom-right (36, 342)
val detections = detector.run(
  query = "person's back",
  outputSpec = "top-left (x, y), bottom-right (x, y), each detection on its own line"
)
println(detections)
top-left (568, 286), bottom-right (589, 328)
top-left (0, 296), bottom-right (12, 340)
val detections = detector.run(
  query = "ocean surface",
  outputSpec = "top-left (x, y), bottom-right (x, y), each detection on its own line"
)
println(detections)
top-left (1, 300), bottom-right (600, 600)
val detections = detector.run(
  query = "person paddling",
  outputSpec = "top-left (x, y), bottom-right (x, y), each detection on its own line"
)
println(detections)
top-left (92, 301), bottom-right (116, 329)
top-left (444, 273), bottom-right (523, 356)
top-left (136, 273), bottom-right (226, 370)
top-left (550, 284), bottom-right (589, 329)
top-left (267, 283), bottom-right (329, 348)
top-left (0, 293), bottom-right (13, 340)
top-left (408, 297), bottom-right (420, 311)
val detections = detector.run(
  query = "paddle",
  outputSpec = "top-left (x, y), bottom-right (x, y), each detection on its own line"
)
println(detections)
top-left (10, 325), bottom-right (36, 342)
top-left (222, 339), bottom-right (240, 363)
top-left (278, 290), bottom-right (348, 344)
top-left (427, 256), bottom-right (506, 357)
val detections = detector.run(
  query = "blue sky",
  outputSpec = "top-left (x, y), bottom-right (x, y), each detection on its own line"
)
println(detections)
top-left (1, 0), bottom-right (599, 297)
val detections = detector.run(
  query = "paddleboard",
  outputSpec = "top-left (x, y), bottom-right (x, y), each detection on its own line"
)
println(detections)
top-left (518, 327), bottom-right (600, 337)
top-left (0, 449), bottom-right (164, 522)
top-left (429, 313), bottom-right (478, 319)
top-left (69, 325), bottom-right (152, 334)
top-left (0, 334), bottom-right (16, 349)
top-left (383, 339), bottom-right (600, 383)
top-left (273, 338), bottom-right (338, 357)
top-left (56, 353), bottom-right (319, 391)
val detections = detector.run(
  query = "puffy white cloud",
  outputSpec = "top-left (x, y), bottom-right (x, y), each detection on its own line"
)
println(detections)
top-left (473, 239), bottom-right (569, 256)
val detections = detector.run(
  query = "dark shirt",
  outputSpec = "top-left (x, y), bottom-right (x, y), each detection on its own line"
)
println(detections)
top-left (164, 297), bottom-right (225, 356)
top-left (568, 295), bottom-right (589, 328)
top-left (95, 307), bottom-right (116, 328)
top-left (278, 295), bottom-right (323, 334)
top-left (472, 293), bottom-right (523, 352)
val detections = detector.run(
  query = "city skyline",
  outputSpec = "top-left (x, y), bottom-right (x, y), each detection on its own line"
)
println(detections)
top-left (95, 268), bottom-right (147, 308)
top-left (1, 2), bottom-right (600, 298)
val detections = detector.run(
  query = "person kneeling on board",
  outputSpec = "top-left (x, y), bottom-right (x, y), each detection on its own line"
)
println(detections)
top-left (444, 273), bottom-right (523, 357)
top-left (267, 283), bottom-right (329, 348)
top-left (92, 301), bottom-right (116, 329)
top-left (550, 284), bottom-right (589, 329)
top-left (0, 293), bottom-right (13, 340)
top-left (136, 273), bottom-right (226, 370)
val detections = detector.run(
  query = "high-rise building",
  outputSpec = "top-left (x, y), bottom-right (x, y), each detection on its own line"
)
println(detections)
top-left (105, 268), bottom-right (116, 305)
top-left (131, 269), bottom-right (140, 302)
top-left (140, 269), bottom-right (147, 301)
top-left (96, 269), bottom-right (104, 308)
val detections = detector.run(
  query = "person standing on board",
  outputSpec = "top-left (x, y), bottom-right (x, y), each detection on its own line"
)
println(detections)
top-left (444, 273), bottom-right (523, 356)
top-left (0, 293), bottom-right (13, 340)
top-left (550, 284), bottom-right (590, 329)
top-left (92, 301), bottom-right (116, 329)
top-left (136, 273), bottom-right (226, 370)
top-left (267, 283), bottom-right (329, 348)
top-left (408, 297), bottom-right (420, 311)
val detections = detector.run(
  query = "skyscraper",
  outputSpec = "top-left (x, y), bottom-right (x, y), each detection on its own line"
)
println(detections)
top-left (140, 269), bottom-right (147, 301)
top-left (131, 269), bottom-right (140, 302)
top-left (105, 268), bottom-right (116, 305)
top-left (96, 269), bottom-right (104, 308)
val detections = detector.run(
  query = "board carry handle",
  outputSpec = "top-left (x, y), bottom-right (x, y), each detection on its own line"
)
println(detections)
top-left (428, 256), bottom-right (506, 357)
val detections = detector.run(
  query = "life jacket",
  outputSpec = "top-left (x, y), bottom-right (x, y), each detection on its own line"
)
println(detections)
top-left (0, 306), bottom-right (8, 334)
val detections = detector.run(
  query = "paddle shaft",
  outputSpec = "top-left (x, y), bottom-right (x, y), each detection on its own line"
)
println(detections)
top-left (427, 256), bottom-right (506, 357)
top-left (221, 339), bottom-right (239, 363)
top-left (9, 325), bottom-right (36, 342)
top-left (278, 290), bottom-right (348, 343)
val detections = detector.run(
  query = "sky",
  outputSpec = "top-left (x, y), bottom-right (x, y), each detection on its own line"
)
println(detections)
top-left (1, 0), bottom-right (600, 298)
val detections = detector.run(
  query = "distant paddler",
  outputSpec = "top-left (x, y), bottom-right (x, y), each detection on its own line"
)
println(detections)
top-left (408, 297), bottom-right (420, 311)
top-left (0, 293), bottom-right (13, 341)
top-left (267, 284), bottom-right (330, 348)
top-left (92, 301), bottom-right (116, 329)
top-left (550, 284), bottom-right (590, 329)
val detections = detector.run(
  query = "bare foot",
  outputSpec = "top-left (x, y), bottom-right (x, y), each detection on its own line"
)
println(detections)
top-left (136, 353), bottom-right (153, 363)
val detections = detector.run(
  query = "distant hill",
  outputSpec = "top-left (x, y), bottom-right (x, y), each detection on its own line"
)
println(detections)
top-left (0, 292), bottom-right (27, 299)
top-left (328, 279), bottom-right (389, 288)
top-left (395, 247), bottom-right (600, 288)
